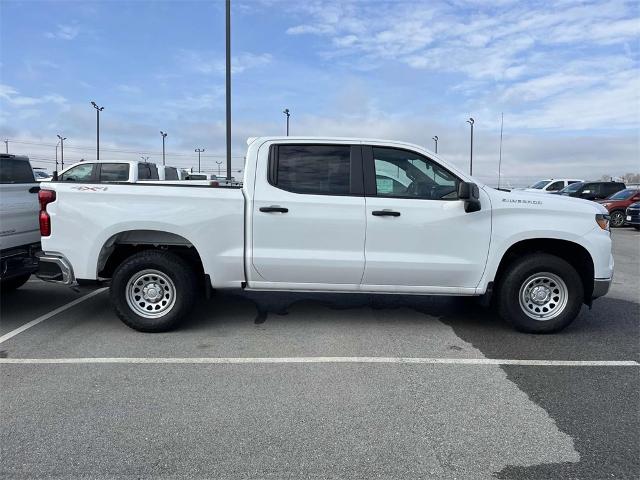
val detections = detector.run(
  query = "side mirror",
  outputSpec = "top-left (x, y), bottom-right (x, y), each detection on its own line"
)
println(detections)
top-left (52, 170), bottom-right (58, 181)
top-left (458, 182), bottom-right (481, 213)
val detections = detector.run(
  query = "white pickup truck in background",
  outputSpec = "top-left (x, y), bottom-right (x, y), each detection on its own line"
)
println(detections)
top-left (0, 154), bottom-right (41, 290)
top-left (57, 160), bottom-right (218, 185)
top-left (37, 137), bottom-right (614, 333)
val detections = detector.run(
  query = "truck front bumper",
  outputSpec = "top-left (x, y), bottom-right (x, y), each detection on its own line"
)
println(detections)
top-left (592, 278), bottom-right (612, 299)
top-left (37, 253), bottom-right (75, 285)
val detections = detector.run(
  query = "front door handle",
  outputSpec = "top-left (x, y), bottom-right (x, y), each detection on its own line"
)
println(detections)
top-left (372, 210), bottom-right (400, 217)
top-left (259, 206), bottom-right (289, 213)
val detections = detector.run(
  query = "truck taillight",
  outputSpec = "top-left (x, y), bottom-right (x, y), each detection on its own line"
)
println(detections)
top-left (38, 189), bottom-right (56, 236)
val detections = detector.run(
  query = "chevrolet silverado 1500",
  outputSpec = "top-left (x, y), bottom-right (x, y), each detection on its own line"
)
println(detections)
top-left (37, 137), bottom-right (613, 333)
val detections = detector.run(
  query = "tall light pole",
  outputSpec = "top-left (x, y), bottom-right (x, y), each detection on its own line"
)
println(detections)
top-left (57, 134), bottom-right (66, 170)
top-left (225, 0), bottom-right (232, 181)
top-left (195, 148), bottom-right (205, 172)
top-left (3, 139), bottom-right (8, 153)
top-left (432, 135), bottom-right (438, 154)
top-left (283, 108), bottom-right (290, 136)
top-left (216, 160), bottom-right (223, 176)
top-left (160, 131), bottom-right (167, 166)
top-left (90, 101), bottom-right (104, 160)
top-left (140, 155), bottom-right (149, 163)
top-left (466, 117), bottom-right (474, 176)
top-left (55, 140), bottom-right (60, 170)
top-left (498, 112), bottom-right (504, 189)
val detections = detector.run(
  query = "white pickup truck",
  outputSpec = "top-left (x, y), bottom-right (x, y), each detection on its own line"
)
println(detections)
top-left (37, 137), bottom-right (613, 333)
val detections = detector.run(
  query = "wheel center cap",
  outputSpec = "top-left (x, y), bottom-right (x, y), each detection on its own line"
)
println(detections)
top-left (143, 283), bottom-right (162, 302)
top-left (531, 285), bottom-right (551, 305)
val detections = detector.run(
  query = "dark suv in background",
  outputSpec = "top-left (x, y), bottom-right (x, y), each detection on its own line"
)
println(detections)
top-left (555, 181), bottom-right (626, 201)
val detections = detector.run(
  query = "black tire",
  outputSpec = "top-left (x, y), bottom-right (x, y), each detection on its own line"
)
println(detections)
top-left (110, 250), bottom-right (197, 332)
top-left (634, 226), bottom-right (640, 231)
top-left (609, 210), bottom-right (625, 228)
top-left (496, 253), bottom-right (583, 333)
top-left (1, 273), bottom-right (31, 292)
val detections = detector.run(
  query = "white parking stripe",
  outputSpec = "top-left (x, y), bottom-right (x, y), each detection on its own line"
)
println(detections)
top-left (0, 356), bottom-right (636, 366)
top-left (0, 288), bottom-right (107, 345)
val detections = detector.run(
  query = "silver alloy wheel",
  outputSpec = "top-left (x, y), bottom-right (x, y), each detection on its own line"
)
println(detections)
top-left (518, 272), bottom-right (568, 321)
top-left (610, 211), bottom-right (624, 227)
top-left (125, 269), bottom-right (176, 319)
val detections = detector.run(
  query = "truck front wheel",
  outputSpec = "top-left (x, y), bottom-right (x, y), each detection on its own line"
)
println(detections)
top-left (110, 250), bottom-right (197, 332)
top-left (497, 253), bottom-right (584, 333)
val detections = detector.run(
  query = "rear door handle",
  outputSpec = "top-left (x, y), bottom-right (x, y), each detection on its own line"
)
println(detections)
top-left (29, 186), bottom-right (40, 194)
top-left (372, 210), bottom-right (400, 217)
top-left (259, 206), bottom-right (289, 213)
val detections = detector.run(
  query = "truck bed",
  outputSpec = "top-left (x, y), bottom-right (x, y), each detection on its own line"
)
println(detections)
top-left (41, 182), bottom-right (246, 286)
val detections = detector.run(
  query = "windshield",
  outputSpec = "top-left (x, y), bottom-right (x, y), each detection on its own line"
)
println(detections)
top-left (529, 180), bottom-right (550, 189)
top-left (607, 189), bottom-right (634, 200)
top-left (560, 182), bottom-right (583, 193)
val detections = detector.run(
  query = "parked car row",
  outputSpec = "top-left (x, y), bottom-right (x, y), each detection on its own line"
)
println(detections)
top-left (513, 178), bottom-right (637, 228)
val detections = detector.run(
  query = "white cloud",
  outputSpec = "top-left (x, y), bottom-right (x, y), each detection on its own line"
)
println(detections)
top-left (281, 0), bottom-right (639, 131)
top-left (0, 84), bottom-right (67, 107)
top-left (45, 24), bottom-right (80, 40)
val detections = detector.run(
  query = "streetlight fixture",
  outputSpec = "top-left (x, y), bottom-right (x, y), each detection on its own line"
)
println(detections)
top-left (432, 135), bottom-right (438, 154)
top-left (466, 117), bottom-right (474, 175)
top-left (90, 101), bottom-right (104, 160)
top-left (160, 131), bottom-right (167, 166)
top-left (283, 108), bottom-right (290, 136)
top-left (56, 134), bottom-right (67, 170)
top-left (195, 148), bottom-right (205, 172)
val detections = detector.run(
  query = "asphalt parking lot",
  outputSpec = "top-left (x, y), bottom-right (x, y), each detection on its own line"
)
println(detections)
top-left (1, 229), bottom-right (638, 479)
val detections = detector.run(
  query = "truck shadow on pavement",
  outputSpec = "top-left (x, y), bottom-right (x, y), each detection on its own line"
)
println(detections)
top-left (184, 290), bottom-right (638, 361)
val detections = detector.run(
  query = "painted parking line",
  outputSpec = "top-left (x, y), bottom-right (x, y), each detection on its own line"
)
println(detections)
top-left (0, 356), bottom-right (637, 366)
top-left (0, 288), bottom-right (108, 345)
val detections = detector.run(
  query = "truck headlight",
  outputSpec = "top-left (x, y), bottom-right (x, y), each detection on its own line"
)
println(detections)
top-left (596, 213), bottom-right (610, 231)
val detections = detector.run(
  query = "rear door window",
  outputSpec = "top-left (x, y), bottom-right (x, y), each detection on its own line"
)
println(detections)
top-left (165, 167), bottom-right (179, 180)
top-left (98, 163), bottom-right (129, 182)
top-left (270, 144), bottom-right (352, 195)
top-left (59, 163), bottom-right (95, 182)
top-left (149, 164), bottom-right (159, 180)
top-left (138, 163), bottom-right (152, 180)
top-left (0, 158), bottom-right (35, 183)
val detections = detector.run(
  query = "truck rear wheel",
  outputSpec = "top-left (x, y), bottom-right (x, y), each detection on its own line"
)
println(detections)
top-left (110, 250), bottom-right (197, 332)
top-left (497, 253), bottom-right (583, 333)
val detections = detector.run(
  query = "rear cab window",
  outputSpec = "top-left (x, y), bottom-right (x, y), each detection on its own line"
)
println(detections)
top-left (0, 157), bottom-right (35, 183)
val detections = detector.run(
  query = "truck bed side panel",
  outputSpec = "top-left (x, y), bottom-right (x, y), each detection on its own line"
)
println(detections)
top-left (41, 184), bottom-right (245, 287)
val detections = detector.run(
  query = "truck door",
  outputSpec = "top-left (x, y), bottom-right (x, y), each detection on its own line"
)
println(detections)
top-left (251, 143), bottom-right (366, 286)
top-left (360, 145), bottom-right (491, 290)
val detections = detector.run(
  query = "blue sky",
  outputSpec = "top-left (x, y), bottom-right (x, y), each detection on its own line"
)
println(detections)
top-left (1, 0), bottom-right (638, 185)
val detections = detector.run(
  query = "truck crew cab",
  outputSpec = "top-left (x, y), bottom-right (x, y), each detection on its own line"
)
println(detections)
top-left (37, 137), bottom-right (613, 333)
